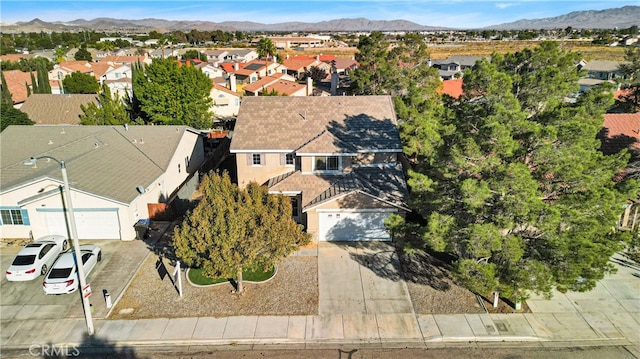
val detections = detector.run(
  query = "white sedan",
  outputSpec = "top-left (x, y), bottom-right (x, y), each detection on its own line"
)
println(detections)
top-left (5, 235), bottom-right (68, 282)
top-left (42, 245), bottom-right (102, 295)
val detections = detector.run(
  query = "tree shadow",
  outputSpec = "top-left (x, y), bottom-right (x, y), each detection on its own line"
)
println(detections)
top-left (344, 241), bottom-right (403, 281)
top-left (38, 333), bottom-right (139, 358)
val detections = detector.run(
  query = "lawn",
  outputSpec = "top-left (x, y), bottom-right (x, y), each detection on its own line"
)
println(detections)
top-left (188, 264), bottom-right (276, 285)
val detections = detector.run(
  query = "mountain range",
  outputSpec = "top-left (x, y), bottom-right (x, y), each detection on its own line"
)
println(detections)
top-left (1, 6), bottom-right (639, 33)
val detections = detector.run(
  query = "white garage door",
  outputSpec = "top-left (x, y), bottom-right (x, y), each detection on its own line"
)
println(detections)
top-left (41, 210), bottom-right (121, 240)
top-left (318, 211), bottom-right (393, 241)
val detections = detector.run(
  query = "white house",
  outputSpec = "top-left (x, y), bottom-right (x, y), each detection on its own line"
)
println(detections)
top-left (211, 80), bottom-right (241, 119)
top-left (196, 63), bottom-right (225, 79)
top-left (101, 64), bottom-right (132, 99)
top-left (0, 125), bottom-right (205, 241)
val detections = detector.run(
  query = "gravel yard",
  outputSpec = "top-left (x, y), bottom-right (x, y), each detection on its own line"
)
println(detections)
top-left (109, 253), bottom-right (318, 319)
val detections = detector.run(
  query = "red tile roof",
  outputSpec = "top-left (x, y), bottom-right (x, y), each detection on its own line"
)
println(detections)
top-left (2, 69), bottom-right (35, 104)
top-left (438, 78), bottom-right (463, 99)
top-left (600, 113), bottom-right (640, 154)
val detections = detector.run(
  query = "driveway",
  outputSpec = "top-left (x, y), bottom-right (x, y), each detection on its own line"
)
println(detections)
top-left (0, 239), bottom-right (149, 323)
top-left (318, 241), bottom-right (414, 315)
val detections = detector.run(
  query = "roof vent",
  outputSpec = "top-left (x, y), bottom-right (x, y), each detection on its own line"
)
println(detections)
top-left (139, 138), bottom-right (144, 144)
top-left (300, 110), bottom-right (307, 121)
top-left (132, 139), bottom-right (137, 143)
top-left (60, 128), bottom-right (65, 134)
top-left (94, 142), bottom-right (99, 148)
top-left (48, 140), bottom-right (54, 145)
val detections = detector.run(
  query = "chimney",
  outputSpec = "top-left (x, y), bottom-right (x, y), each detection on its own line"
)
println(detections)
top-left (234, 62), bottom-right (239, 71)
top-left (330, 72), bottom-right (338, 96)
top-left (229, 73), bottom-right (237, 92)
top-left (307, 76), bottom-right (313, 96)
top-left (286, 54), bottom-right (289, 60)
top-left (124, 123), bottom-right (129, 131)
top-left (315, 55), bottom-right (320, 62)
top-left (428, 58), bottom-right (432, 67)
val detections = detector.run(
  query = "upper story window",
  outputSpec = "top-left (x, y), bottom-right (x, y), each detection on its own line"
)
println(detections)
top-left (252, 153), bottom-right (262, 166)
top-left (314, 156), bottom-right (340, 172)
top-left (285, 153), bottom-right (294, 166)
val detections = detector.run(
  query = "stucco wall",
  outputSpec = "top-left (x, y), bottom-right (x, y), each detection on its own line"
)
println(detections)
top-left (236, 153), bottom-right (293, 187)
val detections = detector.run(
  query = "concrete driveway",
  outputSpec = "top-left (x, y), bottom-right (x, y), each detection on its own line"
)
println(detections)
top-left (318, 241), bottom-right (414, 315)
top-left (0, 239), bottom-right (149, 323)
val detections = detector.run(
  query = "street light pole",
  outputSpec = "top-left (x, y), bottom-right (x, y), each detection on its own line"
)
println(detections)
top-left (26, 156), bottom-right (94, 336)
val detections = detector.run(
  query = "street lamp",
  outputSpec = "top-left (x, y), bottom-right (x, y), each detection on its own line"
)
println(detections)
top-left (24, 156), bottom-right (95, 336)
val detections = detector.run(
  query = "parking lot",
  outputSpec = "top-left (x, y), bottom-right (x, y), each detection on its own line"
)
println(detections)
top-left (0, 239), bottom-right (149, 322)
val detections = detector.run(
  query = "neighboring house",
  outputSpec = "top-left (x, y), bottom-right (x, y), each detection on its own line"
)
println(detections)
top-left (1, 69), bottom-right (35, 107)
top-left (100, 55), bottom-right (151, 66)
top-left (324, 58), bottom-right (358, 76)
top-left (282, 55), bottom-right (331, 80)
top-left (0, 53), bottom-right (35, 63)
top-left (0, 125), bottom-right (205, 241)
top-left (598, 113), bottom-right (640, 155)
top-left (431, 56), bottom-right (483, 80)
top-left (204, 49), bottom-right (228, 66)
top-left (148, 48), bottom-right (179, 59)
top-left (195, 62), bottom-right (225, 79)
top-left (19, 94), bottom-right (99, 125)
top-left (229, 96), bottom-right (409, 242)
top-left (101, 65), bottom-right (132, 98)
top-left (598, 113), bottom-right (640, 231)
top-left (438, 78), bottom-right (464, 99)
top-left (211, 82), bottom-right (241, 119)
top-left (224, 49), bottom-right (258, 63)
top-left (225, 60), bottom-right (286, 85)
top-left (242, 73), bottom-right (298, 96)
top-left (52, 61), bottom-right (114, 83)
top-left (267, 37), bottom-right (323, 49)
top-left (578, 60), bottom-right (625, 93)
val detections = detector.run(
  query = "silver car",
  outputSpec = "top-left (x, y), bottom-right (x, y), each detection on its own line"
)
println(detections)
top-left (5, 235), bottom-right (68, 282)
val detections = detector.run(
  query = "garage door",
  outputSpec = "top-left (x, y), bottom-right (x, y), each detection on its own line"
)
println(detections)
top-left (318, 211), bottom-right (393, 241)
top-left (41, 209), bottom-right (121, 240)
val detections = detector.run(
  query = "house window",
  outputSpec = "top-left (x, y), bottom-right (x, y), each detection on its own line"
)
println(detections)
top-left (252, 153), bottom-right (262, 166)
top-left (315, 156), bottom-right (339, 171)
top-left (185, 156), bottom-right (190, 169)
top-left (285, 153), bottom-right (294, 166)
top-left (291, 197), bottom-right (299, 218)
top-left (0, 209), bottom-right (24, 225)
top-left (178, 164), bottom-right (181, 173)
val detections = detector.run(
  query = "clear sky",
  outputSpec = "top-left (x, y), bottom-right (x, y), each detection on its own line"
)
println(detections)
top-left (0, 0), bottom-right (637, 29)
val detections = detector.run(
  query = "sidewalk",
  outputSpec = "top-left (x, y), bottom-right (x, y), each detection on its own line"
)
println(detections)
top-left (1, 311), bottom-right (638, 352)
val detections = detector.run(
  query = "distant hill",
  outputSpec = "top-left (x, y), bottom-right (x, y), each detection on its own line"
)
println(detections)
top-left (484, 5), bottom-right (640, 30)
top-left (1, 17), bottom-right (445, 33)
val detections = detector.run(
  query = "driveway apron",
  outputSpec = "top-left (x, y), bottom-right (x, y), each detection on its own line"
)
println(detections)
top-left (318, 241), bottom-right (414, 315)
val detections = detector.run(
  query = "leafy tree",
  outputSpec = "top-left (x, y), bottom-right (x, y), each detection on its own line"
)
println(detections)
top-left (618, 47), bottom-right (640, 112)
top-left (62, 71), bottom-right (99, 94)
top-left (256, 37), bottom-right (276, 61)
top-left (400, 41), bottom-right (637, 302)
top-left (130, 58), bottom-right (213, 128)
top-left (0, 71), bottom-right (32, 132)
top-left (350, 31), bottom-right (390, 95)
top-left (54, 47), bottom-right (67, 63)
top-left (174, 172), bottom-right (311, 294)
top-left (80, 84), bottom-right (130, 125)
top-left (1, 71), bottom-right (13, 106)
top-left (305, 66), bottom-right (327, 83)
top-left (35, 62), bottom-right (51, 94)
top-left (74, 46), bottom-right (92, 62)
top-left (182, 49), bottom-right (206, 62)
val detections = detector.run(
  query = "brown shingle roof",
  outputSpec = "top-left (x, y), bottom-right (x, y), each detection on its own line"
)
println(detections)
top-left (20, 94), bottom-right (99, 125)
top-left (230, 96), bottom-right (401, 153)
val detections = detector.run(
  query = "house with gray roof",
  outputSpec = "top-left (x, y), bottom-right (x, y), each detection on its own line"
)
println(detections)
top-left (577, 60), bottom-right (627, 93)
top-left (431, 56), bottom-right (484, 80)
top-left (20, 94), bottom-right (99, 125)
top-left (0, 125), bottom-right (204, 241)
top-left (229, 96), bottom-right (409, 242)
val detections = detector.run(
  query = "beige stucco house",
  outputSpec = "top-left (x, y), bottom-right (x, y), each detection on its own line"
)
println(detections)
top-left (0, 125), bottom-right (204, 241)
top-left (229, 96), bottom-right (409, 242)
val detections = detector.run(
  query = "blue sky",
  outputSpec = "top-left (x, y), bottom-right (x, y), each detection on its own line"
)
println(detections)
top-left (0, 1), bottom-right (636, 29)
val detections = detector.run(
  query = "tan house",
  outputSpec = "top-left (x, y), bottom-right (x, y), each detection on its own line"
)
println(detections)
top-left (229, 96), bottom-right (409, 242)
top-left (0, 125), bottom-right (205, 241)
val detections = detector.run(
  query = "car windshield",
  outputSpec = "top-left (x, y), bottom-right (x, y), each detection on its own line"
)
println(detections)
top-left (12, 255), bottom-right (36, 265)
top-left (48, 268), bottom-right (73, 279)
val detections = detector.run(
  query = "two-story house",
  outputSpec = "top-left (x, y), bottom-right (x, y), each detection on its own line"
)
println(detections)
top-left (431, 56), bottom-right (483, 80)
top-left (229, 96), bottom-right (409, 242)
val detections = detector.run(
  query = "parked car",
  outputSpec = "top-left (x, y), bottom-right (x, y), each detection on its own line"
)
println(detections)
top-left (5, 235), bottom-right (69, 282)
top-left (42, 245), bottom-right (102, 295)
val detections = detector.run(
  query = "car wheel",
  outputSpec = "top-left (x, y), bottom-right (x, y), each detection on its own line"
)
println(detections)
top-left (62, 240), bottom-right (68, 251)
top-left (41, 264), bottom-right (47, 276)
top-left (97, 251), bottom-right (102, 262)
